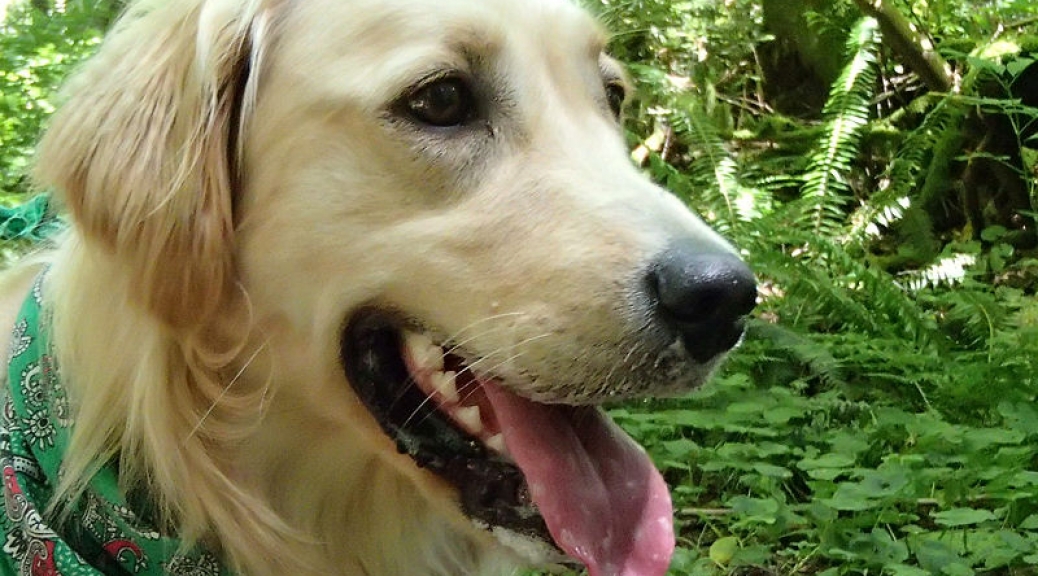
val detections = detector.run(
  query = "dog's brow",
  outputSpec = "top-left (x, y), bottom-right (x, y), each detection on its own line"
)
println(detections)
top-left (451, 27), bottom-right (500, 54)
top-left (587, 21), bottom-right (609, 57)
top-left (599, 55), bottom-right (626, 83)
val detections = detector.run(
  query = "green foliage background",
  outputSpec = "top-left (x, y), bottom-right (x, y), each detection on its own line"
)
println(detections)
top-left (0, 0), bottom-right (114, 200)
top-left (3, 0), bottom-right (1038, 574)
top-left (585, 1), bottom-right (1038, 574)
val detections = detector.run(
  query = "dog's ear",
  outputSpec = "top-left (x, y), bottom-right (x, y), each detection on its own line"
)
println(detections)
top-left (36, 0), bottom-right (270, 331)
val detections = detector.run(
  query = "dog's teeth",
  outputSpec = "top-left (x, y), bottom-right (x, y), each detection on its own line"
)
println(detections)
top-left (404, 331), bottom-right (433, 362)
top-left (425, 346), bottom-right (444, 372)
top-left (404, 331), bottom-right (443, 371)
top-left (433, 371), bottom-right (459, 402)
top-left (485, 434), bottom-right (507, 455)
top-left (405, 330), bottom-right (433, 350)
top-left (454, 406), bottom-right (482, 434)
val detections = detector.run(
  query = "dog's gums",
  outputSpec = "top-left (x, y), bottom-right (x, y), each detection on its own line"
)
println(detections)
top-left (341, 309), bottom-right (675, 576)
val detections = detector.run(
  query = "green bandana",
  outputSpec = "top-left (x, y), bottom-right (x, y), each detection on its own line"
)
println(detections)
top-left (0, 273), bottom-right (231, 576)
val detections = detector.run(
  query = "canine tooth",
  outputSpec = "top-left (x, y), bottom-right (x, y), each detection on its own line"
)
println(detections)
top-left (425, 345), bottom-right (444, 372)
top-left (405, 331), bottom-right (433, 349)
top-left (485, 434), bottom-right (507, 455)
top-left (404, 331), bottom-right (442, 371)
top-left (433, 371), bottom-right (459, 402)
top-left (405, 332), bottom-right (433, 360)
top-left (454, 406), bottom-right (482, 434)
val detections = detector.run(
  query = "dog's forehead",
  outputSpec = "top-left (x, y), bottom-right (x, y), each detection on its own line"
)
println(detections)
top-left (273, 0), bottom-right (607, 103)
top-left (306, 0), bottom-right (600, 51)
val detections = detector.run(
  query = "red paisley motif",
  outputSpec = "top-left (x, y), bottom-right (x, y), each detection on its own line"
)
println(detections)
top-left (104, 539), bottom-right (144, 571)
top-left (29, 540), bottom-right (57, 576)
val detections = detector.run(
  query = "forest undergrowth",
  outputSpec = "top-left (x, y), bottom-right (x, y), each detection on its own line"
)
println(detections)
top-left (583, 0), bottom-right (1038, 573)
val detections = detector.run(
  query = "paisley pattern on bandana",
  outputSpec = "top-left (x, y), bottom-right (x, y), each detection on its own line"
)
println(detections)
top-left (0, 272), bottom-right (233, 576)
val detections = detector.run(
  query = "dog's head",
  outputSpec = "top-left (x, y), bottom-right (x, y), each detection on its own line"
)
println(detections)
top-left (37, 0), bottom-right (755, 574)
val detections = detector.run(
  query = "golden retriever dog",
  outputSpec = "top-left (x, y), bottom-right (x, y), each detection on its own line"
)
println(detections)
top-left (0, 0), bottom-right (756, 574)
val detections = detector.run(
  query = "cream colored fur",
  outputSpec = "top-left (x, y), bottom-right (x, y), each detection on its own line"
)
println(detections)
top-left (2, 0), bottom-right (742, 574)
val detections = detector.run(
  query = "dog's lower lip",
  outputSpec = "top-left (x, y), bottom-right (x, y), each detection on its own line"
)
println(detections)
top-left (679, 318), bottom-right (748, 362)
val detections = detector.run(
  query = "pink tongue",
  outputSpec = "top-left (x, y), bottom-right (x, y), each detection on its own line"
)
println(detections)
top-left (483, 383), bottom-right (674, 576)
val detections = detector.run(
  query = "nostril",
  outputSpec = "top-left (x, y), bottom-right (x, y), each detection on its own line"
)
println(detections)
top-left (649, 247), bottom-right (757, 360)
top-left (653, 251), bottom-right (757, 324)
top-left (654, 274), bottom-right (732, 325)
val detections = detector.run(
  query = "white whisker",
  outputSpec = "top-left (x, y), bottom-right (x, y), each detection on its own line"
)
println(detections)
top-left (402, 332), bottom-right (552, 430)
top-left (453, 332), bottom-right (551, 381)
top-left (187, 339), bottom-right (269, 441)
top-left (440, 312), bottom-right (526, 358)
top-left (601, 341), bottom-right (641, 389)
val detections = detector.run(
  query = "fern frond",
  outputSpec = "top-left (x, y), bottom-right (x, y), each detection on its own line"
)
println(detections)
top-left (746, 320), bottom-right (846, 388)
top-left (843, 97), bottom-right (977, 276)
top-left (899, 252), bottom-right (977, 290)
top-left (665, 99), bottom-right (743, 233)
top-left (940, 287), bottom-right (1013, 350)
top-left (798, 17), bottom-right (882, 236)
top-left (750, 231), bottom-right (945, 347)
top-left (846, 107), bottom-right (939, 240)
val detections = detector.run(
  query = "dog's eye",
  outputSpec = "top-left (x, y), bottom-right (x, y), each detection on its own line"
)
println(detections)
top-left (605, 81), bottom-right (626, 119)
top-left (404, 77), bottom-right (477, 127)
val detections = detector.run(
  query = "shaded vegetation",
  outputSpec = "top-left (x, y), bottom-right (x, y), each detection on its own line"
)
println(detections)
top-left (0, 0), bottom-right (117, 200)
top-left (3, 0), bottom-right (1038, 574)
top-left (587, 0), bottom-right (1038, 573)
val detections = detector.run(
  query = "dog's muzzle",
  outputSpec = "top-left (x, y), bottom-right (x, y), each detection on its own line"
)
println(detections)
top-left (338, 241), bottom-right (757, 576)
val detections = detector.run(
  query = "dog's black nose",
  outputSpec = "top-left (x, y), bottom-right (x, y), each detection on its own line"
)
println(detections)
top-left (649, 245), bottom-right (757, 362)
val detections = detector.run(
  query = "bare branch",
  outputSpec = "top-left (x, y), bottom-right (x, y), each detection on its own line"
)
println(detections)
top-left (853, 0), bottom-right (955, 93)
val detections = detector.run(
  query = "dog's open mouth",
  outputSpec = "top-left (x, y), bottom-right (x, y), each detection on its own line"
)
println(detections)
top-left (341, 308), bottom-right (674, 576)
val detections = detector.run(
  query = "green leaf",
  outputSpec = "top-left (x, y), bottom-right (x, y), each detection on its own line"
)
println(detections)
top-left (728, 495), bottom-right (779, 522)
top-left (913, 537), bottom-right (966, 574)
top-left (709, 536), bottom-right (739, 566)
top-left (885, 565), bottom-right (930, 576)
top-left (660, 438), bottom-right (698, 459)
top-left (1006, 57), bottom-right (1035, 77)
top-left (932, 508), bottom-right (997, 527)
top-left (980, 225), bottom-right (1008, 242)
top-left (823, 483), bottom-right (877, 511)
top-left (942, 565), bottom-right (975, 576)
top-left (998, 401), bottom-right (1038, 436)
top-left (1008, 471), bottom-right (1038, 488)
top-left (799, 453), bottom-right (856, 471)
top-left (752, 463), bottom-right (792, 478)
